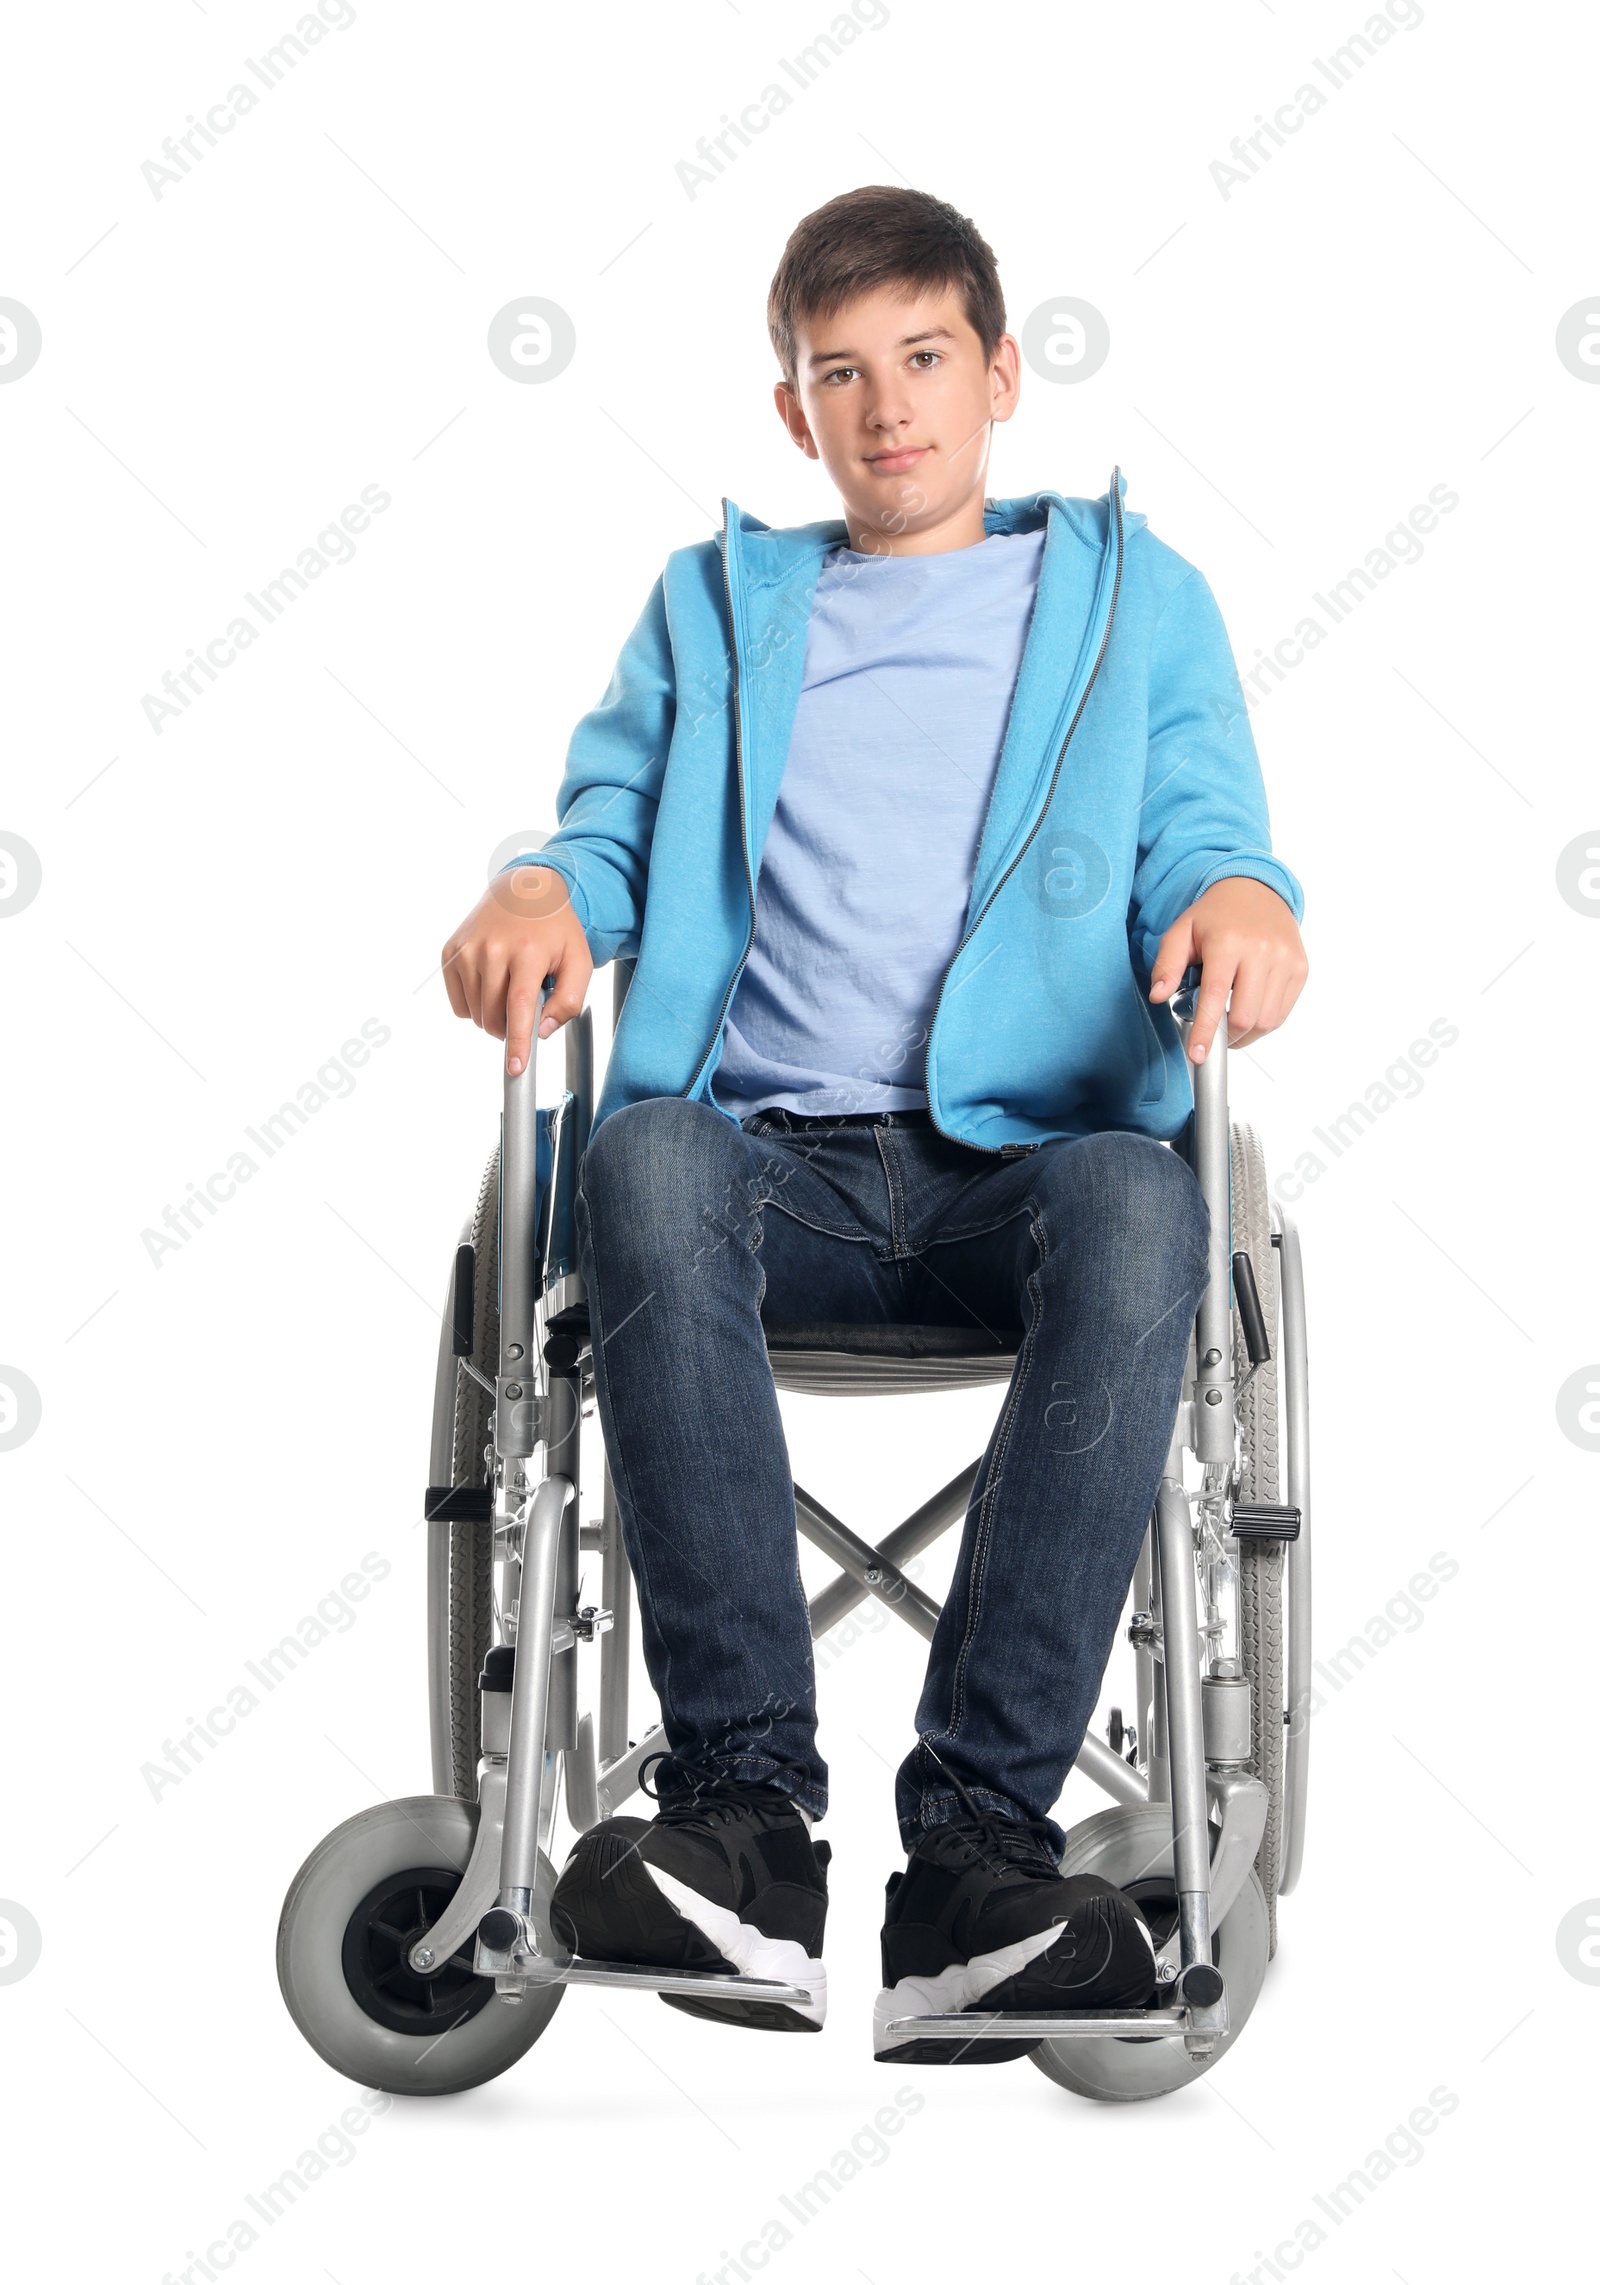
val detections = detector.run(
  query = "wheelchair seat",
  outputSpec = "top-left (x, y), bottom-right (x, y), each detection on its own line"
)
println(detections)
top-left (545, 1300), bottom-right (1019, 1396)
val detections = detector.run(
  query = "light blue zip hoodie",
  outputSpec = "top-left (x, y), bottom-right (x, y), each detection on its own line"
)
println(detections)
top-left (514, 470), bottom-right (1303, 1153)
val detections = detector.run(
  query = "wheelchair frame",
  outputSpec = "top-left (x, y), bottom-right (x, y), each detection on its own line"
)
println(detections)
top-left (409, 964), bottom-right (1312, 2068)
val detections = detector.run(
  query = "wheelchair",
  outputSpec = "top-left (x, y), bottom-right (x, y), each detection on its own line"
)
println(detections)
top-left (278, 962), bottom-right (1312, 2102)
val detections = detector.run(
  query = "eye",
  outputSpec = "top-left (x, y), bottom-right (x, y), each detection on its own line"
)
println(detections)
top-left (908, 350), bottom-right (941, 370)
top-left (821, 365), bottom-right (858, 386)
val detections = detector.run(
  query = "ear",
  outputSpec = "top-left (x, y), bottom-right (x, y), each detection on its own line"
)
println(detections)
top-left (773, 379), bottom-right (820, 460)
top-left (988, 333), bottom-right (1022, 427)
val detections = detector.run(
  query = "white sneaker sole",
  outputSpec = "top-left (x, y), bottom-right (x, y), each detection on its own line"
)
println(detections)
top-left (646, 1865), bottom-right (827, 2029)
top-left (873, 1923), bottom-right (1065, 2054)
top-left (874, 1911), bottom-right (1156, 2053)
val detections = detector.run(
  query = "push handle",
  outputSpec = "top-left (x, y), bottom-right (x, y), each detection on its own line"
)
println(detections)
top-left (495, 980), bottom-right (551, 1458)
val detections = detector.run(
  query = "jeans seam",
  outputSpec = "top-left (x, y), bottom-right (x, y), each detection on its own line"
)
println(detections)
top-left (923, 1202), bottom-right (1050, 1791)
top-left (578, 1157), bottom-right (825, 1806)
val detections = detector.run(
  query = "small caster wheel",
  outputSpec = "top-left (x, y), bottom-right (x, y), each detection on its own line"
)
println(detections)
top-left (278, 1795), bottom-right (564, 2095)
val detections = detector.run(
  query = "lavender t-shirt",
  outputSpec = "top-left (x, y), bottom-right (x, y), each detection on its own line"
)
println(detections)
top-left (713, 528), bottom-right (1045, 1120)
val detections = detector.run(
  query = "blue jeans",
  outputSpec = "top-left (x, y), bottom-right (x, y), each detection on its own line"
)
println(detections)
top-left (575, 1097), bottom-right (1210, 1855)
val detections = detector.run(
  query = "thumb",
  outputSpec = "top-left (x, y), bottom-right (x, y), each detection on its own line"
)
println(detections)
top-left (1148, 916), bottom-right (1196, 1001)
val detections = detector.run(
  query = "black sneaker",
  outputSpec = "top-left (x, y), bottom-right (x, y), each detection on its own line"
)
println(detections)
top-left (874, 1800), bottom-right (1157, 2064)
top-left (550, 1757), bottom-right (829, 2033)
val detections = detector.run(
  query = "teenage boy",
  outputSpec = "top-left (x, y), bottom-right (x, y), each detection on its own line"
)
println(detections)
top-left (441, 187), bottom-right (1307, 2061)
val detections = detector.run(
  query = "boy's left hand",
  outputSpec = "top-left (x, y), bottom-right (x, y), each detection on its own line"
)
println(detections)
top-left (1148, 877), bottom-right (1308, 1064)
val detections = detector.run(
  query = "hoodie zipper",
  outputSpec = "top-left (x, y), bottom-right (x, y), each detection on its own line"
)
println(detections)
top-left (682, 499), bottom-right (758, 1103)
top-left (923, 471), bottom-right (1127, 1155)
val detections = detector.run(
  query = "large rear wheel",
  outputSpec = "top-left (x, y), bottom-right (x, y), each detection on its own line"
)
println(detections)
top-left (1231, 1119), bottom-right (1285, 1951)
top-left (428, 1149), bottom-right (502, 1797)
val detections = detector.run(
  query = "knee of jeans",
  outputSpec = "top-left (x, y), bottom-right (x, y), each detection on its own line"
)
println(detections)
top-left (580, 1096), bottom-right (753, 1271)
top-left (1038, 1133), bottom-right (1210, 1280)
top-left (580, 1096), bottom-right (712, 1209)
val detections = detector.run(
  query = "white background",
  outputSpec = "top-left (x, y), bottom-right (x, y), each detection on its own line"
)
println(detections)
top-left (1, 1), bottom-right (1593, 2278)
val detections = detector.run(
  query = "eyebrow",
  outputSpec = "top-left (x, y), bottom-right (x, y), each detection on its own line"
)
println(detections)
top-left (806, 328), bottom-right (957, 367)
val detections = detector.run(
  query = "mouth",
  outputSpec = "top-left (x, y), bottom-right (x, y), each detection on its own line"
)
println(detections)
top-left (863, 445), bottom-right (930, 475)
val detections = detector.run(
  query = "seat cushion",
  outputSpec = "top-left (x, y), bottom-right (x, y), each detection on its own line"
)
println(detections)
top-left (546, 1302), bottom-right (1018, 1395)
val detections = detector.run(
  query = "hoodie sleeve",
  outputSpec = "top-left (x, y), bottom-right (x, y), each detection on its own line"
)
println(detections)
top-left (500, 575), bottom-right (675, 966)
top-left (1128, 565), bottom-right (1305, 977)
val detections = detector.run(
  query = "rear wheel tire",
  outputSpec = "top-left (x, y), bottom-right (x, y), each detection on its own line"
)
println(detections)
top-left (433, 1148), bottom-right (501, 1797)
top-left (277, 1795), bottom-right (562, 2095)
top-left (1231, 1120), bottom-right (1285, 1952)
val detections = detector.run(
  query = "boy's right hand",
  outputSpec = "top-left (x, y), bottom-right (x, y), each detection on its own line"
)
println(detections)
top-left (440, 865), bottom-right (593, 1075)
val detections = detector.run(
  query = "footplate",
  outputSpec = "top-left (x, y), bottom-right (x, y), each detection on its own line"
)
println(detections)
top-left (558, 1959), bottom-right (812, 2002)
top-left (883, 2004), bottom-right (1200, 2041)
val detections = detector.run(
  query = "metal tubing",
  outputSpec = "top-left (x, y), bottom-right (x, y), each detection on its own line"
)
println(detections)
top-left (564, 1712), bottom-right (600, 1835)
top-left (1132, 1525), bottom-right (1153, 1786)
top-left (1184, 1005), bottom-right (1235, 1465)
top-left (565, 1007), bottom-right (594, 1160)
top-left (887, 2007), bottom-right (1191, 2042)
top-left (499, 1474), bottom-right (574, 1903)
top-left (1154, 1475), bottom-right (1213, 1960)
top-left (1077, 1731), bottom-right (1148, 1806)
top-left (426, 1249), bottom-right (462, 1795)
top-left (1275, 1207), bottom-right (1313, 1894)
top-left (407, 1761), bottom-right (508, 1973)
top-left (805, 1463), bottom-right (978, 1638)
top-left (598, 1463), bottom-right (632, 1765)
top-left (597, 1724), bottom-right (665, 1819)
top-left (498, 1048), bottom-right (541, 1459)
top-left (794, 1487), bottom-right (942, 1639)
top-left (546, 1371), bottom-right (581, 1752)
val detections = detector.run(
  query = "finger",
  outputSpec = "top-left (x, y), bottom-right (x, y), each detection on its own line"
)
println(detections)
top-left (505, 946), bottom-right (556, 1076)
top-left (1220, 954), bottom-right (1267, 1047)
top-left (440, 936), bottom-right (472, 1021)
top-left (455, 944), bottom-right (486, 1031)
top-left (1186, 960), bottom-right (1237, 1064)
top-left (1227, 959), bottom-right (1299, 1052)
top-left (536, 940), bottom-right (594, 1045)
top-left (1148, 918), bottom-right (1195, 1002)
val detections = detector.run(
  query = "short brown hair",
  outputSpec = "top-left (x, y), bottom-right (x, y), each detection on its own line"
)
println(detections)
top-left (767, 185), bottom-right (1006, 389)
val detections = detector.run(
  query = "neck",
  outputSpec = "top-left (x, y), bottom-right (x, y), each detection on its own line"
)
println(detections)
top-left (841, 441), bottom-right (994, 556)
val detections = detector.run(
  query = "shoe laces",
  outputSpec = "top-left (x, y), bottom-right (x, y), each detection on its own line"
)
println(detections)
top-left (639, 1750), bottom-right (813, 1832)
top-left (920, 1755), bottom-right (1060, 1878)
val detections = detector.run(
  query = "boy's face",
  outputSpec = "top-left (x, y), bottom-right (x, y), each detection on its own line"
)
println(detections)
top-left (775, 283), bottom-right (1020, 554)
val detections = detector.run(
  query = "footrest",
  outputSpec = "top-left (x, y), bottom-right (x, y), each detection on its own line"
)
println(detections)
top-left (884, 2005), bottom-right (1191, 2042)
top-left (424, 1484), bottom-right (494, 1523)
top-left (1229, 1501), bottom-right (1301, 1542)
top-left (559, 1958), bottom-right (811, 2003)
